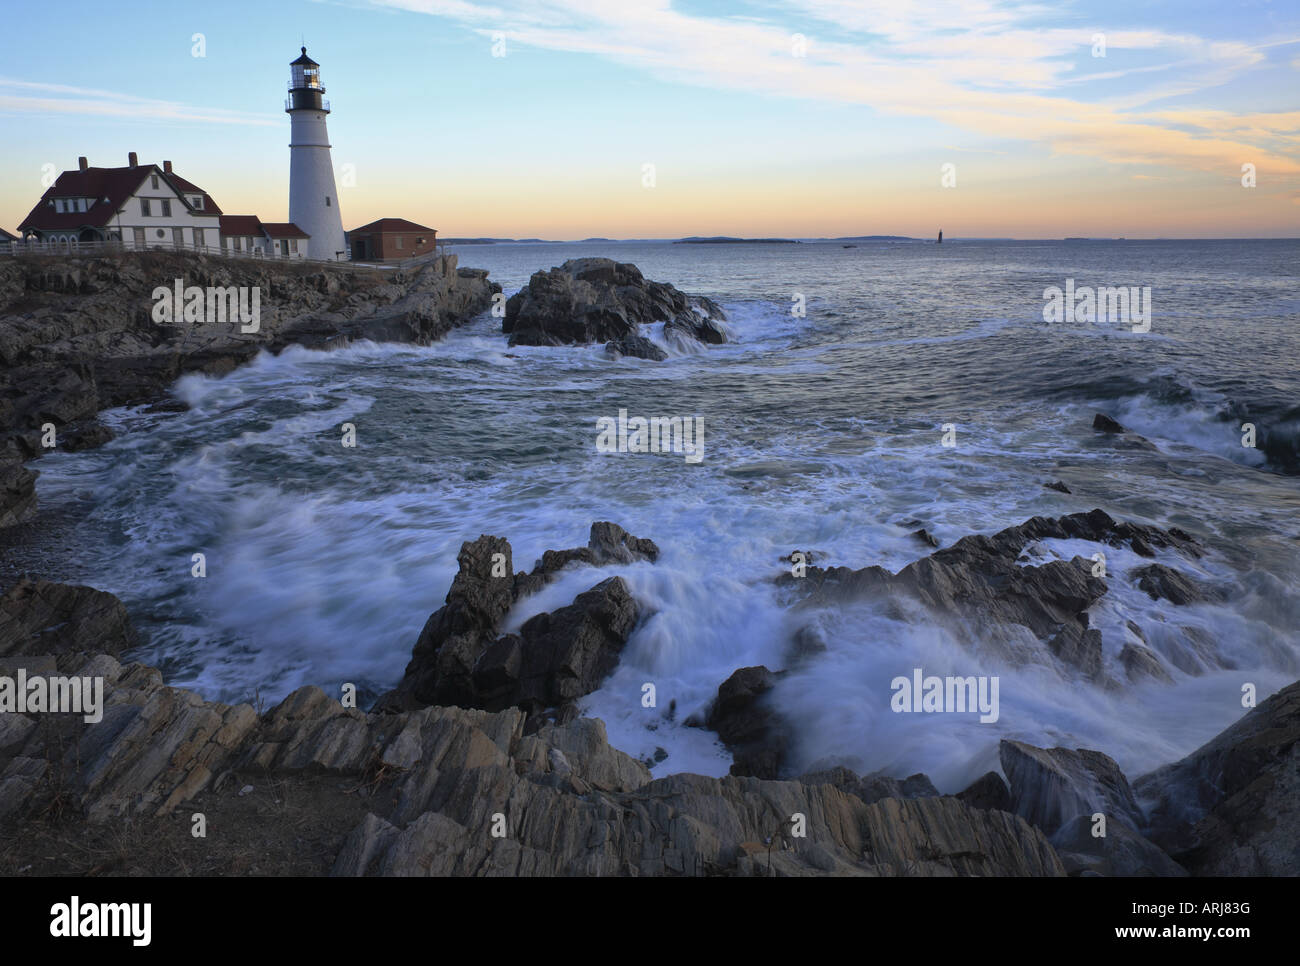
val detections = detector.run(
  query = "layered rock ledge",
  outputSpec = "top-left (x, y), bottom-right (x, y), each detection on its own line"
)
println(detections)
top-left (0, 582), bottom-right (1065, 876)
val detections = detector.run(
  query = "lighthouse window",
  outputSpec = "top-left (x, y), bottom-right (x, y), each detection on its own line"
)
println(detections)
top-left (325, 196), bottom-right (331, 206)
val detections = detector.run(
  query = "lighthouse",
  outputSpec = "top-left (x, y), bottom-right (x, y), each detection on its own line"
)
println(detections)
top-left (286, 47), bottom-right (346, 260)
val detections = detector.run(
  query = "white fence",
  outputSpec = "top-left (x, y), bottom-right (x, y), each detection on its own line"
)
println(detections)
top-left (0, 237), bottom-right (451, 271)
top-left (0, 237), bottom-right (346, 264)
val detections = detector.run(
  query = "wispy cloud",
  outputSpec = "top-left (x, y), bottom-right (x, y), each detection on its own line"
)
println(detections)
top-left (0, 78), bottom-right (278, 126)
top-left (370, 0), bottom-right (1300, 176)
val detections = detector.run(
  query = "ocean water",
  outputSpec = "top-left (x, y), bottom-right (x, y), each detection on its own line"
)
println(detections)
top-left (8, 239), bottom-right (1299, 790)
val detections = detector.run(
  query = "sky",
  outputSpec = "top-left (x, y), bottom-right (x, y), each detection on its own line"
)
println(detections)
top-left (0, 0), bottom-right (1297, 239)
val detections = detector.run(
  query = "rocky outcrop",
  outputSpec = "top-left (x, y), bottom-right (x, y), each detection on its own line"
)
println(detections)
top-left (1133, 563), bottom-right (1211, 606)
top-left (605, 335), bottom-right (667, 361)
top-left (0, 251), bottom-right (499, 464)
top-left (1092, 413), bottom-right (1126, 433)
top-left (998, 739), bottom-right (1189, 875)
top-left (778, 509), bottom-right (1205, 681)
top-left (0, 459), bottom-right (36, 529)
top-left (0, 579), bottom-right (136, 669)
top-left (706, 666), bottom-right (789, 779)
top-left (1135, 680), bottom-right (1300, 875)
top-left (1000, 739), bottom-right (1146, 838)
top-left (380, 523), bottom-right (657, 717)
top-left (957, 771), bottom-right (1012, 812)
top-left (503, 258), bottom-right (727, 351)
top-left (1050, 814), bottom-right (1187, 876)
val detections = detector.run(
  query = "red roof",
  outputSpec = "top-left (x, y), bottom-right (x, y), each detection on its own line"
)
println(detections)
top-left (218, 215), bottom-right (265, 236)
top-left (348, 218), bottom-right (436, 235)
top-left (164, 172), bottom-right (223, 215)
top-left (18, 166), bottom-right (150, 231)
top-left (17, 163), bottom-right (222, 232)
top-left (262, 222), bottom-right (309, 239)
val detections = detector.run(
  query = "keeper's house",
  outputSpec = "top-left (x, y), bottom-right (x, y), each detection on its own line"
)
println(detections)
top-left (16, 154), bottom-right (309, 258)
top-left (348, 218), bottom-right (436, 262)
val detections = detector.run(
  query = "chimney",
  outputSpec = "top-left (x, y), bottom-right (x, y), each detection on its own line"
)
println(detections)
top-left (78, 156), bottom-right (88, 171)
top-left (128, 151), bottom-right (138, 168)
top-left (163, 160), bottom-right (173, 174)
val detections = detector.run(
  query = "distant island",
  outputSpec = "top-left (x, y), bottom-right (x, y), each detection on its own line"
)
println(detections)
top-left (674, 236), bottom-right (800, 244)
top-left (442, 237), bottom-right (565, 245)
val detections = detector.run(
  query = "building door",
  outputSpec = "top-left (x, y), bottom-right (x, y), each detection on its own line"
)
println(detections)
top-left (172, 228), bottom-right (184, 249)
top-left (133, 227), bottom-right (146, 249)
top-left (193, 228), bottom-right (205, 250)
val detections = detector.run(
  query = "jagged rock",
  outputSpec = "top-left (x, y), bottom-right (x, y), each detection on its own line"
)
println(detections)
top-left (605, 336), bottom-right (667, 361)
top-left (778, 510), bottom-right (1202, 677)
top-left (0, 460), bottom-right (37, 528)
top-left (583, 521), bottom-right (660, 567)
top-left (957, 771), bottom-right (1012, 812)
top-left (1133, 563), bottom-right (1208, 605)
top-left (1044, 479), bottom-right (1071, 493)
top-left (1000, 739), bottom-right (1145, 838)
top-left (383, 524), bottom-right (654, 715)
top-left (0, 579), bottom-right (136, 669)
top-left (707, 666), bottom-right (789, 779)
top-left (1135, 679), bottom-right (1300, 875)
top-left (503, 258), bottom-right (726, 351)
top-left (1046, 615), bottom-right (1104, 678)
top-left (912, 528), bottom-right (939, 548)
top-left (1051, 813), bottom-right (1187, 876)
top-left (478, 576), bottom-right (638, 714)
top-left (1119, 643), bottom-right (1174, 683)
top-left (1093, 413), bottom-right (1125, 433)
top-left (400, 535), bottom-right (518, 708)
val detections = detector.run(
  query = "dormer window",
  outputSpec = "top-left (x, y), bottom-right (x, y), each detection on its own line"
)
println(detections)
top-left (191, 196), bottom-right (203, 210)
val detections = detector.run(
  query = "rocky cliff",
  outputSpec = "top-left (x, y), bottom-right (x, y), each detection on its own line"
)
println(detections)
top-left (0, 250), bottom-right (500, 526)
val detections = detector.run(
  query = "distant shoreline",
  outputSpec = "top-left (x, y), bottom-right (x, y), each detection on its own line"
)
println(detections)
top-left (440, 236), bottom-right (1299, 245)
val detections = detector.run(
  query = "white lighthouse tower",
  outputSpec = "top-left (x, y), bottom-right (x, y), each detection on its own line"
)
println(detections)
top-left (286, 47), bottom-right (346, 260)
